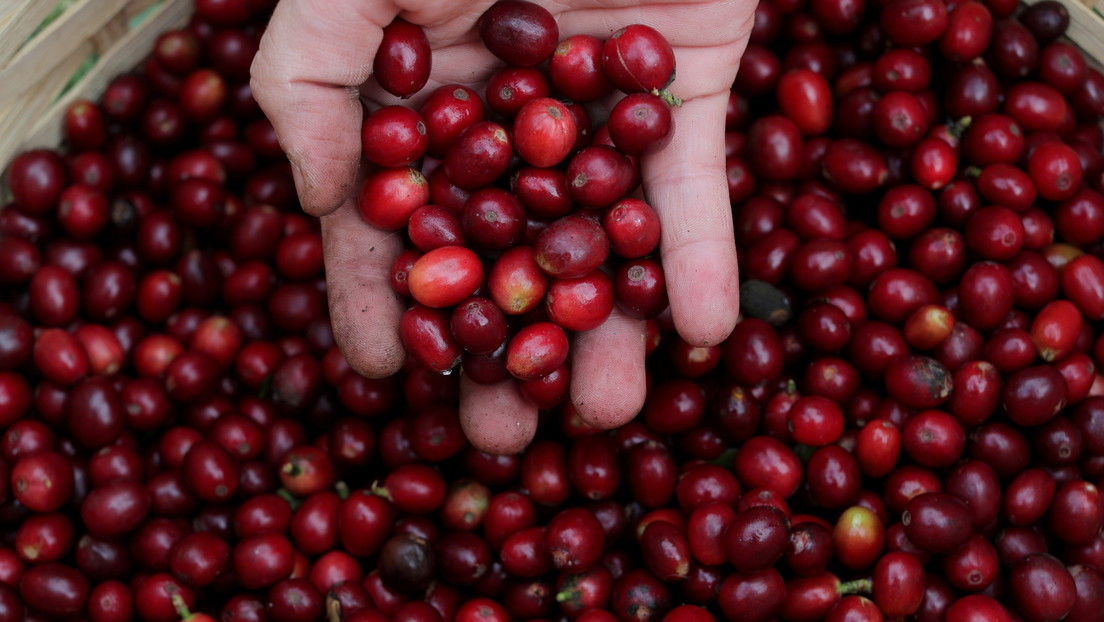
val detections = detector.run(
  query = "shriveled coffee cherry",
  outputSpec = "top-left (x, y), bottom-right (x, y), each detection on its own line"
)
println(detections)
top-left (478, 0), bottom-right (558, 67)
top-left (602, 24), bottom-right (677, 94)
top-left (374, 19), bottom-right (431, 98)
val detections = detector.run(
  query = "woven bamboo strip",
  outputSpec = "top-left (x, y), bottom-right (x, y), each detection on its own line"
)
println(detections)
top-left (0, 0), bottom-right (191, 168)
top-left (0, 0), bottom-right (53, 68)
top-left (0, 0), bottom-right (133, 112)
top-left (1023, 0), bottom-right (1104, 64)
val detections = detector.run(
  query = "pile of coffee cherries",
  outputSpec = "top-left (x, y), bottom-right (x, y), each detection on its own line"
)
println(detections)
top-left (3, 0), bottom-right (1104, 620)
top-left (360, 1), bottom-right (676, 402)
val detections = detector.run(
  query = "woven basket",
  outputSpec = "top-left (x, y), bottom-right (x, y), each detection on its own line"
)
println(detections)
top-left (0, 0), bottom-right (192, 172)
top-left (0, 0), bottom-right (1103, 176)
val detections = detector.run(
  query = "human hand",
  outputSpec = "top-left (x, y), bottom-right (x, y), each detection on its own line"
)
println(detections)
top-left (250, 0), bottom-right (753, 454)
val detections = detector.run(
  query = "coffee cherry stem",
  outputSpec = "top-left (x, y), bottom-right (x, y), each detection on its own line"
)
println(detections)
top-left (838, 578), bottom-right (873, 595)
top-left (654, 87), bottom-right (683, 108)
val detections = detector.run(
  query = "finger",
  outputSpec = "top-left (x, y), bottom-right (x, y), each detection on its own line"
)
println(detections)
top-left (642, 92), bottom-right (741, 347)
top-left (250, 0), bottom-right (399, 217)
top-left (460, 376), bottom-right (538, 455)
top-left (320, 200), bottom-right (406, 378)
top-left (570, 307), bottom-right (648, 430)
top-left (555, 1), bottom-right (754, 51)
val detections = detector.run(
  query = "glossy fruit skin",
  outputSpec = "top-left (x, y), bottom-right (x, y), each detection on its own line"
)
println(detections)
top-left (358, 167), bottom-right (429, 231)
top-left (1010, 554), bottom-right (1077, 622)
top-left (608, 93), bottom-right (672, 156)
top-left (513, 98), bottom-right (577, 167)
top-left (478, 0), bottom-right (559, 67)
top-left (535, 215), bottom-right (610, 279)
top-left (833, 506), bottom-right (884, 570)
top-left (20, 562), bottom-right (90, 618)
top-left (749, 116), bottom-right (803, 182)
top-left (362, 106), bottom-right (429, 167)
top-left (872, 552), bottom-right (924, 617)
top-left (400, 305), bottom-right (462, 373)
top-left (602, 24), bottom-right (676, 93)
top-left (506, 322), bottom-right (568, 381)
top-left (12, 450), bottom-right (74, 512)
top-left (547, 270), bottom-right (614, 332)
top-left (945, 594), bottom-right (1011, 622)
top-left (1029, 141), bottom-right (1083, 202)
top-left (615, 259), bottom-right (669, 319)
top-left (778, 69), bottom-right (832, 135)
top-left (420, 85), bottom-right (486, 158)
top-left (722, 506), bottom-right (791, 573)
top-left (1063, 255), bottom-right (1104, 320)
top-left (604, 198), bottom-right (661, 259)
top-left (902, 493), bottom-right (973, 554)
top-left (444, 121), bottom-right (513, 191)
top-left (375, 19), bottom-right (431, 98)
top-left (718, 567), bottom-right (786, 622)
top-left (8, 149), bottom-right (68, 214)
top-left (565, 146), bottom-right (636, 208)
top-left (408, 246), bottom-right (483, 309)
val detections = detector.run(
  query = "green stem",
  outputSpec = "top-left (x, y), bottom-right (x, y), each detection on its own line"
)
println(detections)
top-left (276, 488), bottom-right (301, 510)
top-left (172, 594), bottom-right (193, 621)
top-left (838, 578), bottom-right (873, 595)
top-left (654, 88), bottom-right (683, 107)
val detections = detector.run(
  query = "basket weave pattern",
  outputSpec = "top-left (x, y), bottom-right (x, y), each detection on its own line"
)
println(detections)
top-left (0, 0), bottom-right (191, 171)
top-left (0, 0), bottom-right (1102, 174)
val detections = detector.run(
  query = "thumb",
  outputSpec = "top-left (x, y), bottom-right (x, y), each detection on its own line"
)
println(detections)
top-left (250, 0), bottom-right (399, 217)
